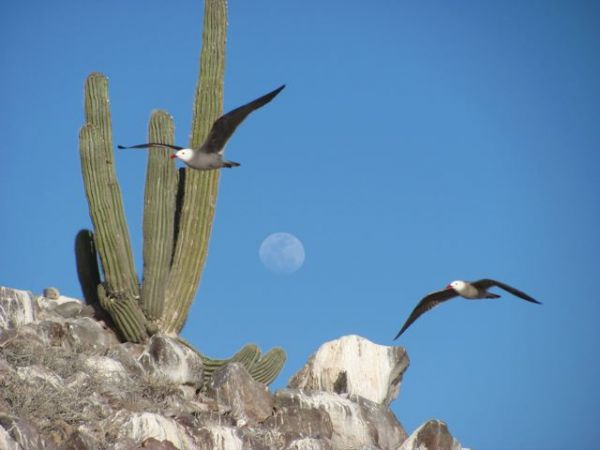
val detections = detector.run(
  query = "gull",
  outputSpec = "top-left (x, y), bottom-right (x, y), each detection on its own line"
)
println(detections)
top-left (393, 279), bottom-right (541, 339)
top-left (118, 84), bottom-right (285, 170)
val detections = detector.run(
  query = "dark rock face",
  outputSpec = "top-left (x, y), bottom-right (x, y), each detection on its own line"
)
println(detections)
top-left (206, 362), bottom-right (274, 426)
top-left (0, 286), bottom-right (466, 450)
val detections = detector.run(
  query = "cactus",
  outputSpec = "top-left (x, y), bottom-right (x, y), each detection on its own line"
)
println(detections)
top-left (74, 229), bottom-right (110, 324)
top-left (74, 229), bottom-right (101, 307)
top-left (81, 78), bottom-right (139, 301)
top-left (197, 343), bottom-right (286, 387)
top-left (141, 110), bottom-right (178, 321)
top-left (199, 343), bottom-right (261, 385)
top-left (97, 284), bottom-right (150, 342)
top-left (76, 0), bottom-right (286, 384)
top-left (161, 0), bottom-right (227, 334)
top-left (248, 348), bottom-right (287, 385)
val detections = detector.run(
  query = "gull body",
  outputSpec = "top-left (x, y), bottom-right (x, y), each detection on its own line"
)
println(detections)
top-left (118, 84), bottom-right (285, 170)
top-left (393, 279), bottom-right (541, 339)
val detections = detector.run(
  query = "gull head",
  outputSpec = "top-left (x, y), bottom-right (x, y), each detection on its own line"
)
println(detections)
top-left (171, 148), bottom-right (194, 162)
top-left (447, 280), bottom-right (467, 293)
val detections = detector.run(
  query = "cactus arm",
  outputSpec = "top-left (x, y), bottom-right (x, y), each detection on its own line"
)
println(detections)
top-left (162, 0), bottom-right (228, 333)
top-left (141, 110), bottom-right (178, 320)
top-left (74, 229), bottom-right (116, 325)
top-left (248, 348), bottom-right (287, 385)
top-left (74, 229), bottom-right (102, 306)
top-left (97, 284), bottom-right (149, 343)
top-left (80, 74), bottom-right (139, 299)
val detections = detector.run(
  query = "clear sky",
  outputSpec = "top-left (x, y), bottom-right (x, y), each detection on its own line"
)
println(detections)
top-left (2, 1), bottom-right (599, 449)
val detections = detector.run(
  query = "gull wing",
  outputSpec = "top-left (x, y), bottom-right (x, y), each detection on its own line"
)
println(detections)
top-left (200, 84), bottom-right (285, 154)
top-left (118, 143), bottom-right (184, 151)
top-left (393, 287), bottom-right (459, 339)
top-left (471, 279), bottom-right (541, 304)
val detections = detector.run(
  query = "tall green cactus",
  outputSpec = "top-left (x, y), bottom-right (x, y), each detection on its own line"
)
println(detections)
top-left (161, 0), bottom-right (227, 334)
top-left (76, 0), bottom-right (286, 384)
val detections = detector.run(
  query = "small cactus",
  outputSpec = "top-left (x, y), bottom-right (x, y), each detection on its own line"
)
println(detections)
top-left (198, 343), bottom-right (261, 386)
top-left (196, 343), bottom-right (286, 387)
top-left (248, 348), bottom-right (287, 385)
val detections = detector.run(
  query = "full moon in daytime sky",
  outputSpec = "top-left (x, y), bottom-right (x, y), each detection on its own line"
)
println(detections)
top-left (259, 232), bottom-right (305, 274)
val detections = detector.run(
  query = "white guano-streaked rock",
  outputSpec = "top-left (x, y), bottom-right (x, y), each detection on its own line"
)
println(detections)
top-left (285, 437), bottom-right (333, 450)
top-left (0, 424), bottom-right (20, 450)
top-left (139, 335), bottom-right (204, 388)
top-left (110, 411), bottom-right (195, 450)
top-left (271, 389), bottom-right (406, 450)
top-left (82, 355), bottom-right (130, 384)
top-left (196, 425), bottom-right (244, 450)
top-left (16, 365), bottom-right (64, 390)
top-left (399, 419), bottom-right (463, 450)
top-left (288, 335), bottom-right (409, 405)
top-left (0, 287), bottom-right (38, 328)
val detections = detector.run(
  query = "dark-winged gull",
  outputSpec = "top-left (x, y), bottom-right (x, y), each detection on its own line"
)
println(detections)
top-left (118, 84), bottom-right (285, 170)
top-left (393, 279), bottom-right (541, 339)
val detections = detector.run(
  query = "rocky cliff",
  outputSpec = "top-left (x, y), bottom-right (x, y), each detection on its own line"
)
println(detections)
top-left (0, 286), bottom-right (466, 450)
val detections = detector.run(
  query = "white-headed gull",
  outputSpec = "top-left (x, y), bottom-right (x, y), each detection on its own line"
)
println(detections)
top-left (393, 279), bottom-right (541, 339)
top-left (118, 84), bottom-right (285, 170)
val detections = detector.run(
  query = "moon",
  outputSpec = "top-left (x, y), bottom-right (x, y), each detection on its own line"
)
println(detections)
top-left (259, 232), bottom-right (305, 274)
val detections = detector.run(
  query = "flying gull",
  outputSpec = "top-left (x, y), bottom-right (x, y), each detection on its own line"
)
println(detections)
top-left (118, 84), bottom-right (285, 170)
top-left (393, 279), bottom-right (541, 339)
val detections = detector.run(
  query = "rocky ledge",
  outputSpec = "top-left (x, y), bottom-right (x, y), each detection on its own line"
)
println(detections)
top-left (0, 286), bottom-right (466, 450)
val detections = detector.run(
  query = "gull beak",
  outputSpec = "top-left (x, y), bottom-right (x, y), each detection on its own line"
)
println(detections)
top-left (170, 154), bottom-right (177, 159)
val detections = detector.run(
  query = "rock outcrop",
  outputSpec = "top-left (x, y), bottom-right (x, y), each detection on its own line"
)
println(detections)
top-left (0, 286), bottom-right (466, 449)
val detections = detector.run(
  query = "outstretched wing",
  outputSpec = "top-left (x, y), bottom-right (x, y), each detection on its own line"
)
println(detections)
top-left (118, 143), bottom-right (184, 151)
top-left (393, 287), bottom-right (459, 339)
top-left (201, 84), bottom-right (285, 154)
top-left (472, 279), bottom-right (541, 304)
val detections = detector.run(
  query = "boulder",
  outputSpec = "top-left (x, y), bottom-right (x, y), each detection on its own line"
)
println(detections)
top-left (399, 419), bottom-right (463, 450)
top-left (284, 437), bottom-right (333, 450)
top-left (267, 389), bottom-right (407, 450)
top-left (60, 427), bottom-right (100, 450)
top-left (195, 426), bottom-right (244, 450)
top-left (134, 437), bottom-right (180, 450)
top-left (81, 355), bottom-right (131, 385)
top-left (0, 414), bottom-right (51, 450)
top-left (0, 424), bottom-right (20, 450)
top-left (106, 411), bottom-right (197, 450)
top-left (138, 335), bottom-right (204, 388)
top-left (206, 362), bottom-right (274, 426)
top-left (288, 334), bottom-right (409, 406)
top-left (65, 317), bottom-right (119, 350)
top-left (0, 287), bottom-right (39, 328)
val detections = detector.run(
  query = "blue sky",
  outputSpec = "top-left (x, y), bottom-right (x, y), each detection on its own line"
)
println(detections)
top-left (2, 1), bottom-right (599, 449)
